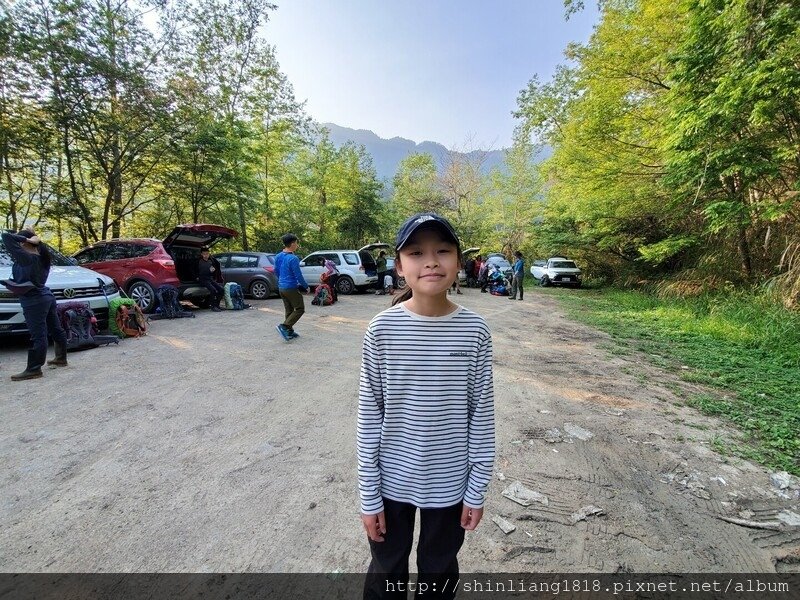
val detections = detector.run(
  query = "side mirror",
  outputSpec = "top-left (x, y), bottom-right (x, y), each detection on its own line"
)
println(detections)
top-left (299, 261), bottom-right (305, 267)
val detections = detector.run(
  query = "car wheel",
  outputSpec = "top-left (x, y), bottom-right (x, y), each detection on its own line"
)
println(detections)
top-left (336, 276), bottom-right (355, 295)
top-left (250, 279), bottom-right (271, 299)
top-left (128, 280), bottom-right (156, 312)
top-left (540, 275), bottom-right (551, 287)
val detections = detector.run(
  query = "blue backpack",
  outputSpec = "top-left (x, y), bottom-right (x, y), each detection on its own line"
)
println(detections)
top-left (224, 282), bottom-right (248, 310)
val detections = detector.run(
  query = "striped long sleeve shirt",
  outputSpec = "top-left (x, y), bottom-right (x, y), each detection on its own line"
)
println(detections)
top-left (357, 302), bottom-right (495, 515)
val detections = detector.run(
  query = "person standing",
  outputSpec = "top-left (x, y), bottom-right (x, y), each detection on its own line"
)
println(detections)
top-left (375, 250), bottom-right (388, 294)
top-left (478, 259), bottom-right (489, 293)
top-left (358, 212), bottom-right (495, 599)
top-left (198, 247), bottom-right (224, 311)
top-left (509, 250), bottom-right (525, 300)
top-left (273, 233), bottom-right (308, 341)
top-left (1, 229), bottom-right (69, 381)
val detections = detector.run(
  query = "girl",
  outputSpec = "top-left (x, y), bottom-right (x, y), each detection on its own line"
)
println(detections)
top-left (1, 229), bottom-right (69, 380)
top-left (357, 213), bottom-right (495, 599)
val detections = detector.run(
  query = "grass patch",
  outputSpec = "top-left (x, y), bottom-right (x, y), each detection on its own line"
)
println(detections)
top-left (548, 287), bottom-right (800, 475)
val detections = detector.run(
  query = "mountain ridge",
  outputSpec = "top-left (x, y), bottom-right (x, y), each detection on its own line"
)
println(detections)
top-left (321, 122), bottom-right (510, 182)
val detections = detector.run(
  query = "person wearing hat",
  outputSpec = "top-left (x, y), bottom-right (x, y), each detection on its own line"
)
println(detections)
top-left (357, 212), bottom-right (495, 598)
top-left (1, 228), bottom-right (69, 380)
top-left (198, 246), bottom-right (224, 312)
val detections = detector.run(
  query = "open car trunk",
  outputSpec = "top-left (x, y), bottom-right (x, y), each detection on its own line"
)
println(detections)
top-left (162, 224), bottom-right (238, 283)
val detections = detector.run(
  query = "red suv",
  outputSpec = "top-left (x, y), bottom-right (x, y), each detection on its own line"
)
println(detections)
top-left (73, 224), bottom-right (238, 312)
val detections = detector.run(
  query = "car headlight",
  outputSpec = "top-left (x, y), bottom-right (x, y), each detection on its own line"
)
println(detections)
top-left (103, 281), bottom-right (119, 294)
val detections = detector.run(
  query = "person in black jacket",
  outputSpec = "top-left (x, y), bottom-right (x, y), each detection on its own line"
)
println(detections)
top-left (1, 229), bottom-right (69, 381)
top-left (198, 246), bottom-right (224, 311)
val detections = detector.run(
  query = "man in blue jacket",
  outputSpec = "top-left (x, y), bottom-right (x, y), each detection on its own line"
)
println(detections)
top-left (273, 233), bottom-right (309, 341)
top-left (509, 250), bottom-right (525, 301)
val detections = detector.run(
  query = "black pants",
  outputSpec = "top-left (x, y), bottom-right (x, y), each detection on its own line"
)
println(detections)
top-left (376, 271), bottom-right (388, 291)
top-left (200, 278), bottom-right (224, 307)
top-left (327, 274), bottom-right (340, 301)
top-left (21, 293), bottom-right (67, 371)
top-left (364, 498), bottom-right (465, 600)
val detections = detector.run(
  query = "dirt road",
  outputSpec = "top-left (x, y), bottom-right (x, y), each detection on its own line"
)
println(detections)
top-left (1, 289), bottom-right (798, 572)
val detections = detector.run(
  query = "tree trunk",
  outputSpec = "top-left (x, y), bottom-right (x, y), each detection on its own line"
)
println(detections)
top-left (238, 194), bottom-right (249, 250)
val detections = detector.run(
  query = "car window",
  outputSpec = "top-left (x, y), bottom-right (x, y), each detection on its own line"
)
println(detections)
top-left (320, 253), bottom-right (341, 266)
top-left (343, 253), bottom-right (360, 266)
top-left (229, 255), bottom-right (256, 268)
top-left (552, 261), bottom-right (577, 269)
top-left (127, 244), bottom-right (156, 258)
top-left (264, 255), bottom-right (275, 266)
top-left (304, 254), bottom-right (327, 266)
top-left (215, 254), bottom-right (230, 268)
top-left (73, 246), bottom-right (106, 264)
top-left (0, 240), bottom-right (75, 267)
top-left (103, 243), bottom-right (136, 260)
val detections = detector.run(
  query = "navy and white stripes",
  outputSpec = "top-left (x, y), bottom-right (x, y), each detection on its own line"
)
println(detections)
top-left (357, 303), bottom-right (495, 515)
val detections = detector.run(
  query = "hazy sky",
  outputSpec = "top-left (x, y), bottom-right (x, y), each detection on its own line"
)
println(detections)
top-left (265, 0), bottom-right (600, 149)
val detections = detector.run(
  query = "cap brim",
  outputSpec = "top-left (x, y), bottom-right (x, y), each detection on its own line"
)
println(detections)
top-left (396, 221), bottom-right (459, 251)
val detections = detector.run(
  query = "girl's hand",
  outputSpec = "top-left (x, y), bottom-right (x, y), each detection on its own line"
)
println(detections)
top-left (460, 505), bottom-right (483, 530)
top-left (361, 511), bottom-right (386, 542)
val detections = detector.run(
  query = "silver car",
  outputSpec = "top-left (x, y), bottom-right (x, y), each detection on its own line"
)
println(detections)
top-left (0, 240), bottom-right (121, 335)
top-left (299, 244), bottom-right (386, 294)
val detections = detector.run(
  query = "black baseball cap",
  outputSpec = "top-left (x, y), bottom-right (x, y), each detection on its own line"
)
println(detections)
top-left (395, 213), bottom-right (460, 251)
top-left (200, 246), bottom-right (210, 252)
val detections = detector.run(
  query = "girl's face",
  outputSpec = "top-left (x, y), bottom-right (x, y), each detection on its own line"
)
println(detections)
top-left (395, 228), bottom-right (460, 297)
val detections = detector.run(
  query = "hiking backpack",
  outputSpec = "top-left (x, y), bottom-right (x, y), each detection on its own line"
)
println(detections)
top-left (311, 284), bottom-right (334, 306)
top-left (109, 297), bottom-right (148, 338)
top-left (223, 282), bottom-right (247, 310)
top-left (56, 301), bottom-right (118, 350)
top-left (150, 284), bottom-right (194, 320)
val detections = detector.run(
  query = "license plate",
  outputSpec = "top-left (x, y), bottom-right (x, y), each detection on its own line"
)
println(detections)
top-left (0, 323), bottom-right (12, 331)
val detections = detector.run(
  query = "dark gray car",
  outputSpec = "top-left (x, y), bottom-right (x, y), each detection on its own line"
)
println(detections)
top-left (215, 252), bottom-right (278, 299)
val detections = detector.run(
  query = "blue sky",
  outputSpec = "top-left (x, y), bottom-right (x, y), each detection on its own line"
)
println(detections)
top-left (265, 1), bottom-right (599, 149)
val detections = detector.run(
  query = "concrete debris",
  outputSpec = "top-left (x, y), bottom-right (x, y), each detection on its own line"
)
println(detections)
top-left (496, 472), bottom-right (506, 481)
top-left (538, 410), bottom-right (555, 415)
top-left (718, 515), bottom-right (782, 531)
top-left (544, 428), bottom-right (563, 443)
top-left (777, 510), bottom-right (800, 527)
top-left (770, 471), bottom-right (800, 491)
top-left (502, 481), bottom-right (549, 507)
top-left (710, 476), bottom-right (728, 486)
top-left (570, 505), bottom-right (605, 524)
top-left (492, 515), bottom-right (517, 534)
top-left (563, 423), bottom-right (594, 441)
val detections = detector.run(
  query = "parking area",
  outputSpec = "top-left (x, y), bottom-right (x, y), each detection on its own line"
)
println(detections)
top-left (0, 289), bottom-right (795, 572)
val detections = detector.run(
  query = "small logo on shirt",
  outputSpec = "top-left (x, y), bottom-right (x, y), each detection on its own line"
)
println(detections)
top-left (450, 351), bottom-right (470, 357)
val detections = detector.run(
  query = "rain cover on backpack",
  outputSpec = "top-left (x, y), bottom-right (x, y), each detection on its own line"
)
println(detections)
top-left (110, 297), bottom-right (148, 338)
top-left (224, 282), bottom-right (248, 310)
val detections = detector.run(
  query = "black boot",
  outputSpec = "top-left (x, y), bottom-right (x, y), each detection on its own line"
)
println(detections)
top-left (48, 342), bottom-right (68, 367)
top-left (12, 350), bottom-right (43, 381)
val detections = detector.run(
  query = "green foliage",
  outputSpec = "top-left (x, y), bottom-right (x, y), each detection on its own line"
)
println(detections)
top-left (556, 287), bottom-right (800, 473)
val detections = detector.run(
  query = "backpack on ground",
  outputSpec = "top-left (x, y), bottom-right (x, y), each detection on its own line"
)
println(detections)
top-left (311, 283), bottom-right (334, 306)
top-left (109, 297), bottom-right (148, 338)
top-left (150, 284), bottom-right (194, 320)
top-left (56, 301), bottom-right (119, 350)
top-left (224, 282), bottom-right (248, 310)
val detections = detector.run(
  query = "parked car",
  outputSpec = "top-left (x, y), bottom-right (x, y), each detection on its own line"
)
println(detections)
top-left (0, 239), bottom-right (121, 336)
top-left (531, 256), bottom-right (582, 288)
top-left (485, 253), bottom-right (513, 280)
top-left (215, 251), bottom-right (277, 299)
top-left (73, 224), bottom-right (238, 312)
top-left (298, 244), bottom-right (384, 294)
